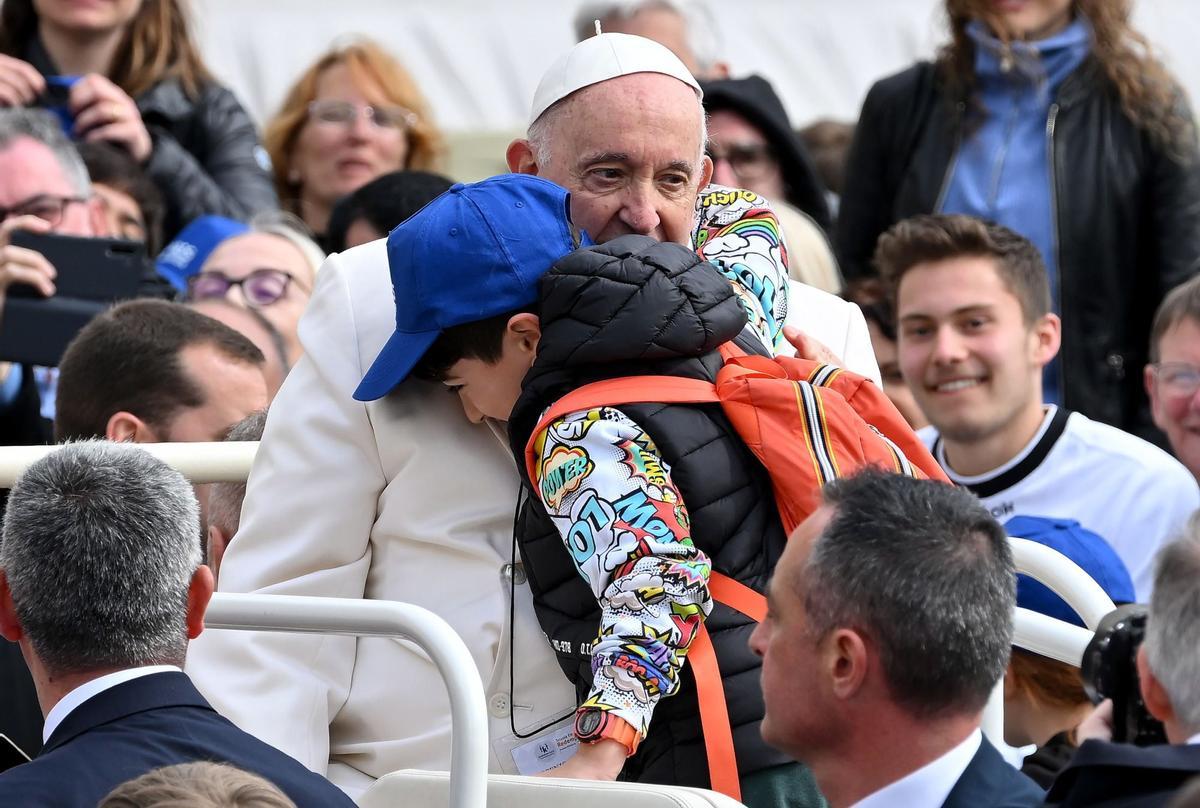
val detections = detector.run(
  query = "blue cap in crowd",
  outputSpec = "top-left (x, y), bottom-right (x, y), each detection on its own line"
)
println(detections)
top-left (1006, 515), bottom-right (1136, 628)
top-left (353, 174), bottom-right (589, 402)
top-left (155, 215), bottom-right (249, 293)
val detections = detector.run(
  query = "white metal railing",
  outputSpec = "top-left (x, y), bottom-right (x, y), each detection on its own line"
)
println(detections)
top-left (983, 538), bottom-right (1116, 744)
top-left (0, 441), bottom-right (258, 485)
top-left (205, 593), bottom-right (488, 808)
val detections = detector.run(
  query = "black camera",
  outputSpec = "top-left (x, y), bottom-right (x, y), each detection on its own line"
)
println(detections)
top-left (1079, 604), bottom-right (1167, 746)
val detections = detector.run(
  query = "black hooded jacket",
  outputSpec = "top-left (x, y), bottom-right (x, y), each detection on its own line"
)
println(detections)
top-left (507, 235), bottom-right (791, 788)
top-left (701, 75), bottom-right (831, 232)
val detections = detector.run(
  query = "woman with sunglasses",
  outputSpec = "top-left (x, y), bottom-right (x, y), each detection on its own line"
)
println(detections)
top-left (190, 212), bottom-right (324, 365)
top-left (264, 39), bottom-right (444, 251)
top-left (0, 0), bottom-right (277, 242)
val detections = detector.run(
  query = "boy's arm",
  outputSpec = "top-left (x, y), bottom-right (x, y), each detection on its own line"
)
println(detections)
top-left (530, 406), bottom-right (712, 768)
top-left (694, 185), bottom-right (790, 353)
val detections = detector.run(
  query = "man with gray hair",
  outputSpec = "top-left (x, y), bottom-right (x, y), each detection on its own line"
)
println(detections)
top-left (750, 470), bottom-right (1043, 807)
top-left (0, 442), bottom-right (354, 806)
top-left (190, 30), bottom-right (877, 798)
top-left (1046, 514), bottom-right (1200, 806)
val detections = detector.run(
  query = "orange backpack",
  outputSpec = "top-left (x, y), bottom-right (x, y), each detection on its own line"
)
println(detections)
top-left (523, 347), bottom-right (948, 800)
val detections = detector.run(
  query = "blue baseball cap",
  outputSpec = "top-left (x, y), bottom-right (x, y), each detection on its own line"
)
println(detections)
top-left (1006, 515), bottom-right (1136, 628)
top-left (156, 215), bottom-right (249, 293)
top-left (353, 174), bottom-right (589, 402)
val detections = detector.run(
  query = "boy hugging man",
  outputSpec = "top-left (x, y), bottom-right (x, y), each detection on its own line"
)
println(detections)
top-left (353, 173), bottom-right (819, 805)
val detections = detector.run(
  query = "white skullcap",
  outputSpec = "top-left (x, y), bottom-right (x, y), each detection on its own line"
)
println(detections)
top-left (529, 32), bottom-right (702, 126)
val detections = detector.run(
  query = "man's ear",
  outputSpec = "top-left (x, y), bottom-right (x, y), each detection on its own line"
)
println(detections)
top-left (827, 627), bottom-right (869, 702)
top-left (506, 139), bottom-right (540, 175)
top-left (185, 565), bottom-right (215, 640)
top-left (1137, 645), bottom-right (1176, 726)
top-left (85, 197), bottom-right (107, 238)
top-left (206, 525), bottom-right (229, 582)
top-left (0, 570), bottom-right (23, 643)
top-left (1031, 312), bottom-right (1062, 367)
top-left (106, 411), bottom-right (158, 443)
top-left (698, 153), bottom-right (715, 193)
top-left (507, 313), bottom-right (542, 356)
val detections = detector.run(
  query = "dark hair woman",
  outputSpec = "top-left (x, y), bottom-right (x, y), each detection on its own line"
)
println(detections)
top-left (0, 0), bottom-right (278, 239)
top-left (835, 0), bottom-right (1200, 439)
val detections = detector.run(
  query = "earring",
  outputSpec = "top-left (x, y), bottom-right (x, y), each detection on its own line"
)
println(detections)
top-left (287, 168), bottom-right (301, 184)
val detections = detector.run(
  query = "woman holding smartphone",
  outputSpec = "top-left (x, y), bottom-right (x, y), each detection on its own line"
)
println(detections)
top-left (0, 0), bottom-right (277, 240)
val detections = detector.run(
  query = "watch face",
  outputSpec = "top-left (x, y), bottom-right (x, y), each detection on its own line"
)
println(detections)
top-left (576, 709), bottom-right (604, 737)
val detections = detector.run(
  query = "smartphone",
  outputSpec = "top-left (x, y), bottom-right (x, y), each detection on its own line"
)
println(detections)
top-left (40, 75), bottom-right (80, 137)
top-left (0, 232), bottom-right (146, 366)
top-left (8, 232), bottom-right (144, 301)
top-left (0, 734), bottom-right (30, 773)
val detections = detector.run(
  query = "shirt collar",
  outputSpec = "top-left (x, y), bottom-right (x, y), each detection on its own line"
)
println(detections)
top-left (851, 729), bottom-right (983, 808)
top-left (42, 665), bottom-right (181, 744)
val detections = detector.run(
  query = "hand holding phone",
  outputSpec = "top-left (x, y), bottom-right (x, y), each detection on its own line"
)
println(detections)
top-left (0, 217), bottom-right (58, 308)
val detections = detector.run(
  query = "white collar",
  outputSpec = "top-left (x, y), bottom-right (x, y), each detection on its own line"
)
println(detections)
top-left (42, 665), bottom-right (181, 744)
top-left (938, 407), bottom-right (1058, 484)
top-left (850, 729), bottom-right (983, 808)
top-left (1189, 732), bottom-right (1200, 746)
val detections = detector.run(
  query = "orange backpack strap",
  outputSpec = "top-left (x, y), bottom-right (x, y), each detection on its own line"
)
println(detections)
top-left (522, 376), bottom-right (719, 484)
top-left (689, 624), bottom-right (742, 801)
top-left (709, 571), bottom-right (767, 622)
top-left (690, 573), bottom-right (768, 801)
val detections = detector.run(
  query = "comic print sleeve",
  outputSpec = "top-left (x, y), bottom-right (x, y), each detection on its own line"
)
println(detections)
top-left (530, 406), bottom-right (713, 738)
top-left (693, 184), bottom-right (790, 355)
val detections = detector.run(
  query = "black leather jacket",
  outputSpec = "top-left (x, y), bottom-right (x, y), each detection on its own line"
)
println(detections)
top-left (836, 59), bottom-right (1200, 438)
top-left (27, 40), bottom-right (279, 240)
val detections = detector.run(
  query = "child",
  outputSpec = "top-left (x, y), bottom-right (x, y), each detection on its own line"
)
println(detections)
top-left (354, 173), bottom-right (819, 805)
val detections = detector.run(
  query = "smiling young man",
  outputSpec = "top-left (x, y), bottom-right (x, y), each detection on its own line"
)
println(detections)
top-left (881, 214), bottom-right (1198, 598)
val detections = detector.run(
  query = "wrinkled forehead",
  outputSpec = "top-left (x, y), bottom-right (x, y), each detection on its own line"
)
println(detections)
top-left (554, 73), bottom-right (705, 162)
top-left (0, 137), bottom-right (77, 204)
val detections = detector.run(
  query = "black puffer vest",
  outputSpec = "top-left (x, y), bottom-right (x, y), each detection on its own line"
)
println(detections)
top-left (508, 236), bottom-right (791, 788)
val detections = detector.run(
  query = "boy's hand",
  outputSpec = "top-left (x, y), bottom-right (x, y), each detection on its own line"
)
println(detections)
top-left (536, 738), bottom-right (626, 781)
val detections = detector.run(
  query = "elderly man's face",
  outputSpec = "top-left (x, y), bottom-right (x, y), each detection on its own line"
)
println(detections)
top-left (0, 137), bottom-right (94, 236)
top-left (510, 73), bottom-right (713, 247)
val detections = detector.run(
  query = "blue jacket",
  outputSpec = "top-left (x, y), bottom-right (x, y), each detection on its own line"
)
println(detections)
top-left (943, 737), bottom-right (1044, 808)
top-left (0, 671), bottom-right (355, 807)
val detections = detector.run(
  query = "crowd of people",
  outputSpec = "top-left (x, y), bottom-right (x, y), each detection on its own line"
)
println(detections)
top-left (0, 0), bottom-right (1198, 806)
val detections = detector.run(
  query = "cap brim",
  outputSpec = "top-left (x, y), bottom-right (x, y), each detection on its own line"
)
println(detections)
top-left (353, 327), bottom-right (442, 402)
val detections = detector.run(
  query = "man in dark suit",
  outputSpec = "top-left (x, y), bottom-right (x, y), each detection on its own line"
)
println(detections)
top-left (0, 442), bottom-right (354, 807)
top-left (750, 470), bottom-right (1044, 808)
top-left (1046, 520), bottom-right (1200, 807)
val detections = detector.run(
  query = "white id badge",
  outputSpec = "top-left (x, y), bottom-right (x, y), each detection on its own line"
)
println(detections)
top-left (491, 720), bottom-right (578, 775)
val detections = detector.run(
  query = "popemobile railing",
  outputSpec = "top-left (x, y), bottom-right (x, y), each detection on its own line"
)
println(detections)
top-left (0, 442), bottom-right (1120, 802)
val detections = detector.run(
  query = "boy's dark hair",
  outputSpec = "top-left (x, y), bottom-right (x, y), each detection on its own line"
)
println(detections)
top-left (325, 170), bottom-right (454, 253)
top-left (1149, 274), bottom-right (1200, 362)
top-left (55, 300), bottom-right (265, 441)
top-left (411, 306), bottom-right (536, 382)
top-left (77, 141), bottom-right (166, 254)
top-left (873, 214), bottom-right (1051, 325)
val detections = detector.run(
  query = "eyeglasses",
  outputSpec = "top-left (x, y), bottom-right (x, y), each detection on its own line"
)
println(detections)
top-left (1152, 362), bottom-right (1200, 396)
top-left (307, 100), bottom-right (418, 131)
top-left (188, 269), bottom-right (307, 308)
top-left (705, 142), bottom-right (777, 181)
top-left (0, 193), bottom-right (89, 228)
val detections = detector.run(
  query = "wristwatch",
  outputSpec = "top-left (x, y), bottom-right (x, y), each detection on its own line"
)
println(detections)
top-left (574, 707), bottom-right (641, 756)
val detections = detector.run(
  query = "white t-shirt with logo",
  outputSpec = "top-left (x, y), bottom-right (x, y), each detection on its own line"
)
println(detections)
top-left (920, 407), bottom-right (1199, 598)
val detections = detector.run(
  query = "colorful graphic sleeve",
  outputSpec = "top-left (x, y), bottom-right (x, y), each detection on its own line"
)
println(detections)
top-left (693, 184), bottom-right (790, 354)
top-left (531, 407), bottom-right (713, 737)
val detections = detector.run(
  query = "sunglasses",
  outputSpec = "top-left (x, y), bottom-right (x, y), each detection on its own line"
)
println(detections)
top-left (188, 268), bottom-right (306, 307)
